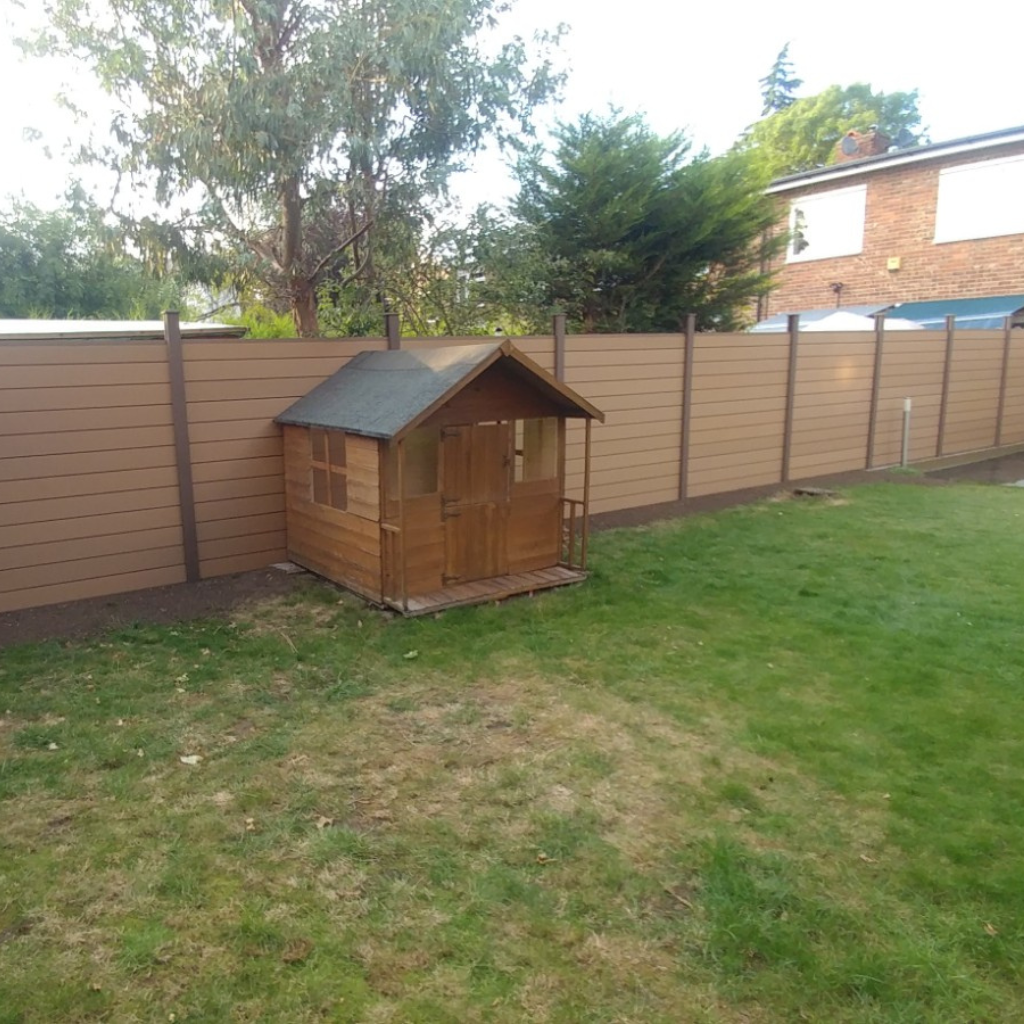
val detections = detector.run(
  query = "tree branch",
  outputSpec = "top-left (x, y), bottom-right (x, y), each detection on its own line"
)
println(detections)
top-left (308, 218), bottom-right (374, 284)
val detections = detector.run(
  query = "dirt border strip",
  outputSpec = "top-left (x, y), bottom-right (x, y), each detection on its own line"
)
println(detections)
top-left (0, 456), bottom-right (1005, 651)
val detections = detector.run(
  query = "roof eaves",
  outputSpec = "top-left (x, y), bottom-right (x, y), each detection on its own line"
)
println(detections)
top-left (766, 125), bottom-right (1024, 195)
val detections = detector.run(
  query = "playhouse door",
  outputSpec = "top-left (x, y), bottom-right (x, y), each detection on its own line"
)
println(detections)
top-left (441, 423), bottom-right (511, 584)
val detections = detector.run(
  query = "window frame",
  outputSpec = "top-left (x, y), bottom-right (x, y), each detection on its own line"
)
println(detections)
top-left (785, 184), bottom-right (867, 264)
top-left (933, 154), bottom-right (1024, 244)
top-left (309, 427), bottom-right (347, 511)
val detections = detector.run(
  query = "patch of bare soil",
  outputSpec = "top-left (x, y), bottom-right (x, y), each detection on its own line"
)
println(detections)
top-left (0, 569), bottom-right (309, 649)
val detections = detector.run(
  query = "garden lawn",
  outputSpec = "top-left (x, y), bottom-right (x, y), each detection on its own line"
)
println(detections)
top-left (2, 482), bottom-right (1024, 1023)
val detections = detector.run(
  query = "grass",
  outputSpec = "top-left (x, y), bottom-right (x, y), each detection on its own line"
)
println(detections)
top-left (3, 482), bottom-right (1024, 1022)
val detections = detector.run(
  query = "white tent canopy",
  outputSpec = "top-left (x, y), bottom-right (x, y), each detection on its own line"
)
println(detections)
top-left (800, 311), bottom-right (922, 332)
top-left (750, 309), bottom-right (923, 333)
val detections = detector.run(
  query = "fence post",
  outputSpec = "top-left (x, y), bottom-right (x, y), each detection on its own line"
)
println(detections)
top-left (995, 316), bottom-right (1012, 448)
top-left (385, 311), bottom-right (401, 350)
top-left (678, 313), bottom-right (696, 500)
top-left (781, 313), bottom-right (799, 483)
top-left (866, 313), bottom-right (886, 469)
top-left (553, 313), bottom-right (566, 381)
top-left (936, 313), bottom-right (956, 457)
top-left (163, 310), bottom-right (201, 583)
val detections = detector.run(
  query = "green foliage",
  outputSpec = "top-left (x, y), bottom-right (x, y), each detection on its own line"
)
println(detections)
top-left (502, 111), bottom-right (782, 332)
top-left (741, 83), bottom-right (925, 180)
top-left (0, 192), bottom-right (185, 319)
top-left (759, 43), bottom-right (803, 115)
top-left (219, 304), bottom-right (295, 339)
top-left (5, 484), bottom-right (1024, 1020)
top-left (27, 0), bottom-right (564, 334)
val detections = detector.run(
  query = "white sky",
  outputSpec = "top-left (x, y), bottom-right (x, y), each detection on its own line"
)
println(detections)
top-left (1, 0), bottom-right (1021, 213)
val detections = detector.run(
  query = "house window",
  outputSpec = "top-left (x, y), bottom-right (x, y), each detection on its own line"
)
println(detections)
top-left (514, 418), bottom-right (558, 481)
top-left (310, 428), bottom-right (347, 510)
top-left (934, 155), bottom-right (1024, 243)
top-left (786, 184), bottom-right (867, 263)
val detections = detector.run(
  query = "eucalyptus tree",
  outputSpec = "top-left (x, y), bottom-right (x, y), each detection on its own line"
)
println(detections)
top-left (29, 0), bottom-right (563, 333)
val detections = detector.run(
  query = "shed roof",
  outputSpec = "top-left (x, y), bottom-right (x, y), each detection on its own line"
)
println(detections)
top-left (0, 319), bottom-right (246, 341)
top-left (276, 340), bottom-right (603, 440)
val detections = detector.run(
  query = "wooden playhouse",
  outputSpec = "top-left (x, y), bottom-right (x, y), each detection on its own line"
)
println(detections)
top-left (276, 341), bottom-right (604, 614)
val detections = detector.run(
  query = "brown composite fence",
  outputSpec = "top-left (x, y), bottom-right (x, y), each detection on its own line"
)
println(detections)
top-left (1, 316), bottom-right (1022, 615)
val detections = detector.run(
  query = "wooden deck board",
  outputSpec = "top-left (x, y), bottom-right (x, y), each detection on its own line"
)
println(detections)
top-left (395, 565), bottom-right (586, 615)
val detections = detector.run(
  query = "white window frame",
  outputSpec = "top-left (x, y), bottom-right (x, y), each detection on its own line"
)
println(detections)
top-left (934, 154), bottom-right (1024, 243)
top-left (786, 184), bottom-right (867, 263)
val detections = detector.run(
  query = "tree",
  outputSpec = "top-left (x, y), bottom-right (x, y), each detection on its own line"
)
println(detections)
top-left (503, 112), bottom-right (783, 333)
top-left (759, 43), bottom-right (802, 116)
top-left (741, 83), bottom-right (925, 180)
top-left (27, 0), bottom-right (563, 334)
top-left (0, 191), bottom-right (185, 318)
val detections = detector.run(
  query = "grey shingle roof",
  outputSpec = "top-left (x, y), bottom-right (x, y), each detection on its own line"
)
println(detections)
top-left (276, 343), bottom-right (498, 438)
top-left (276, 341), bottom-right (602, 439)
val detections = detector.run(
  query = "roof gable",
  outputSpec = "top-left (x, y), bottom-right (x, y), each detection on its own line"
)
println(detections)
top-left (276, 341), bottom-right (603, 439)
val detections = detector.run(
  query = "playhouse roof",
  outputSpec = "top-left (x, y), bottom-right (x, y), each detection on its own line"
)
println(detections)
top-left (276, 340), bottom-right (603, 440)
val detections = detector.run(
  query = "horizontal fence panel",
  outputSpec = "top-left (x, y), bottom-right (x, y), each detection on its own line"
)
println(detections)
top-left (196, 512), bottom-right (285, 543)
top-left (0, 486), bottom-right (181, 530)
top-left (2, 325), bottom-right (1020, 612)
top-left (184, 357), bottom-right (356, 382)
top-left (0, 506), bottom-right (182, 552)
top-left (0, 341), bottom-right (166, 365)
top-left (200, 549), bottom-right (287, 579)
top-left (0, 566), bottom-right (186, 615)
top-left (564, 347), bottom-right (684, 368)
top-left (566, 362), bottom-right (684, 384)
top-left (589, 487), bottom-right (680, 515)
top-left (0, 383), bottom-right (172, 413)
top-left (187, 397), bottom-right (300, 423)
top-left (186, 376), bottom-right (331, 403)
top-left (789, 447), bottom-right (870, 476)
top-left (191, 456), bottom-right (283, 484)
top-left (0, 526), bottom-right (183, 573)
top-left (0, 446), bottom-right (177, 482)
top-left (0, 544), bottom-right (184, 596)
top-left (189, 436), bottom-right (283, 464)
top-left (6, 466), bottom-right (178, 505)
top-left (572, 377), bottom-right (682, 400)
top-left (193, 474), bottom-right (283, 505)
top-left (566, 333), bottom-right (684, 352)
top-left (183, 338), bottom-right (384, 361)
top-left (0, 362), bottom-right (170, 389)
top-left (198, 530), bottom-right (287, 562)
top-left (0, 405), bottom-right (172, 436)
top-left (1, 428), bottom-right (175, 461)
top-left (194, 493), bottom-right (286, 524)
top-left (187, 419), bottom-right (281, 444)
top-left (689, 466), bottom-right (783, 498)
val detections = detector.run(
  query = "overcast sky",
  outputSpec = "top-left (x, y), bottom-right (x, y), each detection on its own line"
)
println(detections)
top-left (1, 0), bottom-right (1021, 212)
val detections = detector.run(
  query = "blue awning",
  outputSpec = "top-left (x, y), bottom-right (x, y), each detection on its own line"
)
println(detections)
top-left (889, 295), bottom-right (1024, 330)
top-left (750, 305), bottom-right (891, 332)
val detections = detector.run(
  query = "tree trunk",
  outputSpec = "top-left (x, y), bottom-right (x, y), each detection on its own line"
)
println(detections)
top-left (291, 278), bottom-right (319, 336)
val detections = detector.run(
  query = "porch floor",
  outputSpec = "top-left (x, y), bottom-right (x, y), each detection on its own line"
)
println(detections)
top-left (388, 565), bottom-right (586, 616)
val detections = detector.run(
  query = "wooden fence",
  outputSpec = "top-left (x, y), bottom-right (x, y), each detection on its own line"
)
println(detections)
top-left (2, 315), bottom-right (1022, 614)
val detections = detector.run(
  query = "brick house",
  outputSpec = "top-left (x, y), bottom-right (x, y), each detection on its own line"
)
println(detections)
top-left (760, 125), bottom-right (1024, 323)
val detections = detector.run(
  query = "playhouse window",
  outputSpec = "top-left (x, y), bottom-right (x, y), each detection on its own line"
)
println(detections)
top-left (309, 428), bottom-right (347, 511)
top-left (514, 418), bottom-right (558, 481)
top-left (385, 427), bottom-right (440, 500)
